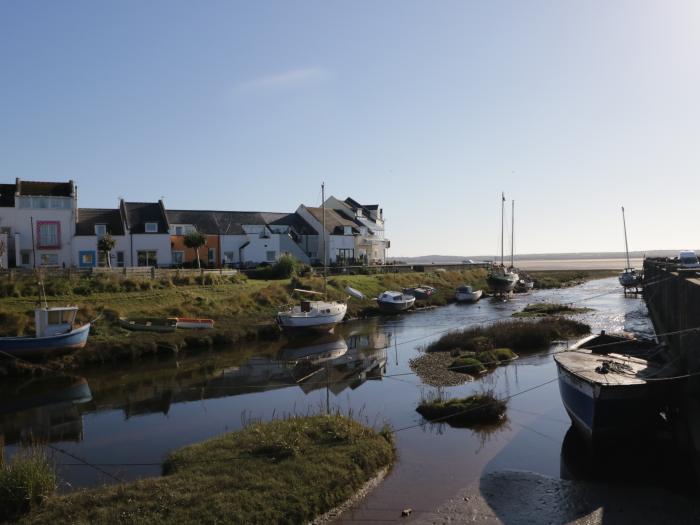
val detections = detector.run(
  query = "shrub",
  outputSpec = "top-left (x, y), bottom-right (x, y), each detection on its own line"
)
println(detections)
top-left (0, 449), bottom-right (56, 521)
top-left (448, 356), bottom-right (485, 375)
top-left (250, 255), bottom-right (300, 280)
top-left (416, 391), bottom-right (507, 427)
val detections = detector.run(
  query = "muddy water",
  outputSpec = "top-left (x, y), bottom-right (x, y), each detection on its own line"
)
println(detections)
top-left (0, 278), bottom-right (658, 522)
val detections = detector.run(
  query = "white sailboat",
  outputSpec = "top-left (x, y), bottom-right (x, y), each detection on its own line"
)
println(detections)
top-left (487, 193), bottom-right (518, 294)
top-left (276, 183), bottom-right (348, 333)
top-left (618, 206), bottom-right (642, 289)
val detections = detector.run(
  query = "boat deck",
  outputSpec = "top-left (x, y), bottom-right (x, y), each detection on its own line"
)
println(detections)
top-left (554, 350), bottom-right (661, 386)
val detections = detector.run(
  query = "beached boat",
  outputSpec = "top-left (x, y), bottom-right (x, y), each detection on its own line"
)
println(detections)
top-left (175, 318), bottom-right (215, 330)
top-left (119, 317), bottom-right (177, 333)
top-left (377, 291), bottom-right (416, 313)
top-left (404, 286), bottom-right (437, 300)
top-left (488, 194), bottom-right (518, 294)
top-left (619, 206), bottom-right (642, 289)
top-left (515, 278), bottom-right (534, 293)
top-left (455, 284), bottom-right (482, 303)
top-left (554, 333), bottom-right (667, 442)
top-left (0, 306), bottom-right (91, 358)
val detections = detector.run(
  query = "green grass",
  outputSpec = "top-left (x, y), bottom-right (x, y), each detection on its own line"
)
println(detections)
top-left (0, 449), bottom-right (56, 522)
top-left (529, 270), bottom-right (618, 289)
top-left (416, 392), bottom-right (507, 427)
top-left (20, 415), bottom-right (395, 525)
top-left (513, 302), bottom-right (593, 318)
top-left (425, 318), bottom-right (590, 354)
top-left (448, 356), bottom-right (486, 374)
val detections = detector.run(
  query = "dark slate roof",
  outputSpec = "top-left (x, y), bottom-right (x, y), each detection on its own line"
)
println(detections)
top-left (260, 212), bottom-right (316, 235)
top-left (76, 208), bottom-right (125, 236)
top-left (305, 207), bottom-right (360, 235)
top-left (120, 201), bottom-right (169, 234)
top-left (344, 197), bottom-right (379, 214)
top-left (166, 210), bottom-right (246, 235)
top-left (16, 179), bottom-right (74, 197)
top-left (0, 184), bottom-right (16, 207)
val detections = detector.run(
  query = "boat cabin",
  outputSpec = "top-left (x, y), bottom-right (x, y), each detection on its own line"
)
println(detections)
top-left (34, 306), bottom-right (78, 337)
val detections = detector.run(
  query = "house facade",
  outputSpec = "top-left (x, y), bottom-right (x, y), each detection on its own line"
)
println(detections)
top-left (120, 200), bottom-right (172, 267)
top-left (0, 179), bottom-right (78, 268)
top-left (73, 208), bottom-right (130, 267)
top-left (296, 205), bottom-right (360, 264)
top-left (324, 196), bottom-right (389, 264)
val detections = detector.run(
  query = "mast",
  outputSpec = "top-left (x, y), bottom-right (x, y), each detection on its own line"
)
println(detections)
top-left (322, 183), bottom-right (327, 297)
top-left (500, 192), bottom-right (505, 266)
top-left (622, 206), bottom-right (631, 269)
top-left (511, 200), bottom-right (515, 269)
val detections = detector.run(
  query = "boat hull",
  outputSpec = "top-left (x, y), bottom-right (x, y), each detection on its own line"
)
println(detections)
top-left (487, 273), bottom-right (518, 293)
top-left (0, 323), bottom-right (91, 358)
top-left (175, 318), bottom-right (215, 330)
top-left (119, 318), bottom-right (177, 333)
top-left (555, 360), bottom-right (660, 443)
top-left (455, 290), bottom-right (482, 303)
top-left (277, 310), bottom-right (346, 333)
top-left (377, 297), bottom-right (416, 313)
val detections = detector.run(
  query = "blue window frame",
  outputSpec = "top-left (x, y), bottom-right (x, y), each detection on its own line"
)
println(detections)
top-left (79, 250), bottom-right (96, 268)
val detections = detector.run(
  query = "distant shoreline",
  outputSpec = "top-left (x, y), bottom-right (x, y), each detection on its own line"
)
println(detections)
top-left (515, 258), bottom-right (642, 271)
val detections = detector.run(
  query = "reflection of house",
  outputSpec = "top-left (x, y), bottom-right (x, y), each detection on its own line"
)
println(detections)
top-left (0, 179), bottom-right (77, 268)
top-left (324, 196), bottom-right (389, 264)
top-left (120, 200), bottom-right (172, 267)
top-left (73, 208), bottom-right (129, 267)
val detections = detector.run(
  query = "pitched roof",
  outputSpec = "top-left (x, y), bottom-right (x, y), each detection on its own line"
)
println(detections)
top-left (260, 212), bottom-right (316, 235)
top-left (16, 179), bottom-right (74, 197)
top-left (120, 201), bottom-right (169, 234)
top-left (166, 210), bottom-right (246, 235)
top-left (344, 197), bottom-right (379, 215)
top-left (76, 208), bottom-right (125, 236)
top-left (305, 207), bottom-right (360, 235)
top-left (0, 184), bottom-right (16, 207)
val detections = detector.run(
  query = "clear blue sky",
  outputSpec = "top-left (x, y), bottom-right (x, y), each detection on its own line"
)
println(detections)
top-left (2, 1), bottom-right (699, 256)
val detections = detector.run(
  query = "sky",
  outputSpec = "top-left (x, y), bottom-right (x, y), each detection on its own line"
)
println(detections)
top-left (2, 1), bottom-right (700, 257)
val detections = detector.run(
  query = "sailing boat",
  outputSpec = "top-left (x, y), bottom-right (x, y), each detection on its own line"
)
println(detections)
top-left (276, 183), bottom-right (348, 333)
top-left (618, 206), bottom-right (642, 289)
top-left (487, 193), bottom-right (519, 294)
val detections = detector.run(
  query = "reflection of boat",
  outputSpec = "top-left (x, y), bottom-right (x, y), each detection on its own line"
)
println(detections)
top-left (119, 317), bottom-right (177, 333)
top-left (554, 334), bottom-right (667, 442)
top-left (279, 335), bottom-right (348, 363)
top-left (0, 306), bottom-right (91, 357)
top-left (175, 318), bottom-right (214, 329)
top-left (377, 291), bottom-right (415, 313)
top-left (0, 376), bottom-right (92, 415)
top-left (455, 284), bottom-right (482, 303)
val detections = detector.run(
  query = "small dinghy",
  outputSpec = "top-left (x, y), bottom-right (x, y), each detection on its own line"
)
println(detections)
top-left (119, 317), bottom-right (177, 333)
top-left (514, 278), bottom-right (534, 293)
top-left (0, 306), bottom-right (91, 358)
top-left (554, 333), bottom-right (668, 443)
top-left (404, 286), bottom-right (437, 300)
top-left (455, 284), bottom-right (482, 303)
top-left (376, 291), bottom-right (416, 313)
top-left (175, 318), bottom-right (214, 330)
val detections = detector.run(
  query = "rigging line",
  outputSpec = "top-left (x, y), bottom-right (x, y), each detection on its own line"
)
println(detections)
top-left (47, 443), bottom-right (124, 483)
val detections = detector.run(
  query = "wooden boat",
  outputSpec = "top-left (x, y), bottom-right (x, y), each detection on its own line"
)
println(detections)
top-left (0, 306), bottom-right (91, 358)
top-left (377, 291), bottom-right (416, 313)
top-left (554, 333), bottom-right (667, 443)
top-left (455, 284), bottom-right (482, 303)
top-left (404, 286), bottom-right (437, 300)
top-left (119, 317), bottom-right (177, 333)
top-left (175, 318), bottom-right (214, 330)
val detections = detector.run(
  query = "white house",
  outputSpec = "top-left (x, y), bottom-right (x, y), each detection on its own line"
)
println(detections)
top-left (296, 205), bottom-right (360, 264)
top-left (324, 196), bottom-right (389, 264)
top-left (0, 179), bottom-right (78, 268)
top-left (73, 208), bottom-right (130, 268)
top-left (119, 200), bottom-right (172, 267)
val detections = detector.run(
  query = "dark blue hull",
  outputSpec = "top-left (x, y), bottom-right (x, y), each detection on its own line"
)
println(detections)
top-left (0, 323), bottom-right (91, 358)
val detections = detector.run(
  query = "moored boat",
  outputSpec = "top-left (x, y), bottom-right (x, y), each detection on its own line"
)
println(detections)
top-left (554, 334), bottom-right (668, 443)
top-left (119, 317), bottom-right (177, 333)
top-left (514, 278), bottom-right (534, 293)
top-left (619, 268), bottom-right (642, 288)
top-left (488, 265), bottom-right (519, 293)
top-left (377, 291), bottom-right (416, 313)
top-left (404, 286), bottom-right (437, 300)
top-left (277, 295), bottom-right (348, 333)
top-left (175, 318), bottom-right (215, 330)
top-left (0, 306), bottom-right (91, 358)
top-left (455, 284), bottom-right (482, 303)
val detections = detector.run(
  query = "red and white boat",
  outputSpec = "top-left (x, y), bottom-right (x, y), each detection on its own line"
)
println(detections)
top-left (175, 318), bottom-right (215, 330)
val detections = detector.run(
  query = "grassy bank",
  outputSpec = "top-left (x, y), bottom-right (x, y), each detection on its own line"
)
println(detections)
top-left (19, 415), bottom-right (395, 525)
top-left (529, 269), bottom-right (617, 289)
top-left (0, 449), bottom-right (56, 522)
top-left (513, 302), bottom-right (592, 318)
top-left (416, 392), bottom-right (507, 427)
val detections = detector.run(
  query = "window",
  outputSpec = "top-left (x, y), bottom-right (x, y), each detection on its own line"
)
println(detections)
top-left (337, 249), bottom-right (354, 263)
top-left (223, 252), bottom-right (234, 264)
top-left (116, 251), bottom-right (125, 267)
top-left (137, 250), bottom-right (157, 267)
top-left (20, 251), bottom-right (31, 266)
top-left (174, 226), bottom-right (184, 235)
top-left (79, 251), bottom-right (96, 268)
top-left (266, 250), bottom-right (276, 262)
top-left (40, 253), bottom-right (59, 266)
top-left (94, 224), bottom-right (107, 237)
top-left (36, 221), bottom-right (60, 248)
top-left (145, 222), bottom-right (158, 233)
top-left (172, 251), bottom-right (184, 265)
top-left (208, 248), bottom-right (215, 265)
top-left (343, 226), bottom-right (352, 235)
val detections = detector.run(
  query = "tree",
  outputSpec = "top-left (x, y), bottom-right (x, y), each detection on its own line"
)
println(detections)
top-left (183, 231), bottom-right (207, 269)
top-left (97, 234), bottom-right (116, 268)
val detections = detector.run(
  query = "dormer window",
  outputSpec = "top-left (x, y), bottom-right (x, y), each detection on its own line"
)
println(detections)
top-left (344, 226), bottom-right (352, 235)
top-left (145, 222), bottom-right (158, 233)
top-left (94, 224), bottom-right (107, 237)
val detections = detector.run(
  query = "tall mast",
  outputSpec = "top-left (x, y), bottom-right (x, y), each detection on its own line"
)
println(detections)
top-left (511, 199), bottom-right (515, 269)
top-left (500, 192), bottom-right (505, 266)
top-left (322, 183), bottom-right (327, 297)
top-left (622, 206), bottom-right (631, 269)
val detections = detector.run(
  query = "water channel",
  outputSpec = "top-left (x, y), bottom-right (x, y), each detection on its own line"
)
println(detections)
top-left (2, 277), bottom-right (688, 523)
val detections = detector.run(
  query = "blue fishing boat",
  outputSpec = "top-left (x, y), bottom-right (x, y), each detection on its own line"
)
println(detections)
top-left (0, 305), bottom-right (91, 358)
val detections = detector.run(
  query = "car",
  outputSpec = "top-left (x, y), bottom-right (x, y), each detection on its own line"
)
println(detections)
top-left (678, 251), bottom-right (700, 269)
top-left (462, 259), bottom-right (475, 264)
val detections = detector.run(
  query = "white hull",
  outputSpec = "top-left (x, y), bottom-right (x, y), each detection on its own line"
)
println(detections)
top-left (455, 289), bottom-right (482, 303)
top-left (277, 301), bottom-right (347, 333)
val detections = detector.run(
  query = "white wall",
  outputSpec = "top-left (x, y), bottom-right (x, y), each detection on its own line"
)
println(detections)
top-left (219, 234), bottom-right (249, 264)
top-left (0, 233), bottom-right (8, 269)
top-left (296, 205), bottom-right (357, 263)
top-left (129, 234), bottom-right (173, 267)
top-left (73, 235), bottom-right (131, 267)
